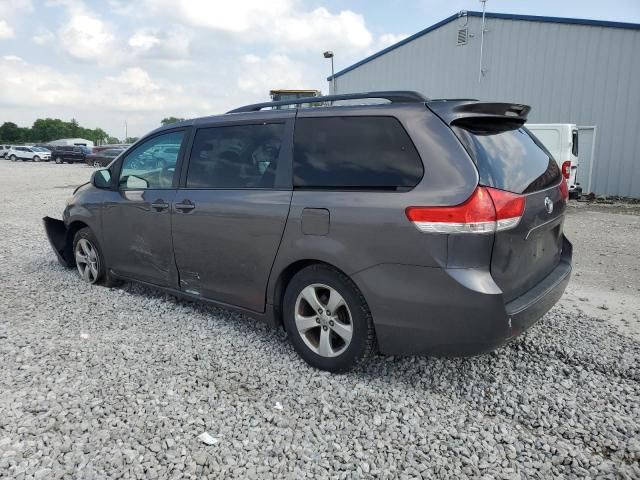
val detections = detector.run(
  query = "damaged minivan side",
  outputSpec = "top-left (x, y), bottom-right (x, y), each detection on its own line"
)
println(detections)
top-left (44, 91), bottom-right (572, 372)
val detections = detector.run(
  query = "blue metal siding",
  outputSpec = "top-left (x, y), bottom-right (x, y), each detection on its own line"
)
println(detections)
top-left (333, 16), bottom-right (640, 197)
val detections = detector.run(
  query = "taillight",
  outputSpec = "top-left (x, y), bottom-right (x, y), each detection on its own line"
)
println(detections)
top-left (561, 161), bottom-right (571, 179)
top-left (559, 178), bottom-right (569, 201)
top-left (406, 186), bottom-right (525, 234)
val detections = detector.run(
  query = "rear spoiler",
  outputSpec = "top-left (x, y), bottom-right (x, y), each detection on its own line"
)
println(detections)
top-left (427, 100), bottom-right (531, 131)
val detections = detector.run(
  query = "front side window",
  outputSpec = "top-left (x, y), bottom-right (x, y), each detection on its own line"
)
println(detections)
top-left (186, 123), bottom-right (284, 189)
top-left (293, 116), bottom-right (424, 190)
top-left (119, 131), bottom-right (184, 189)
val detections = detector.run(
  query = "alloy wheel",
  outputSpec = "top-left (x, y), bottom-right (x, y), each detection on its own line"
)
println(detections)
top-left (75, 238), bottom-right (100, 284)
top-left (294, 283), bottom-right (353, 357)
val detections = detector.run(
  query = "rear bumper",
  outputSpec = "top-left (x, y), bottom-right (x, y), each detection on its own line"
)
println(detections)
top-left (43, 216), bottom-right (73, 267)
top-left (353, 236), bottom-right (572, 356)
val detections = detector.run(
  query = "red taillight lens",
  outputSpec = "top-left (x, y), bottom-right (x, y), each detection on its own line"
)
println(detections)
top-left (406, 186), bottom-right (525, 234)
top-left (561, 161), bottom-right (571, 179)
top-left (559, 178), bottom-right (569, 200)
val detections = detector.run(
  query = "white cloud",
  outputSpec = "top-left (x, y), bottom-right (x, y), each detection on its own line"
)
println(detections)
top-left (59, 14), bottom-right (117, 63)
top-left (144, 0), bottom-right (374, 53)
top-left (32, 29), bottom-right (55, 45)
top-left (127, 28), bottom-right (192, 62)
top-left (237, 54), bottom-right (308, 96)
top-left (377, 33), bottom-right (409, 50)
top-left (0, 20), bottom-right (15, 39)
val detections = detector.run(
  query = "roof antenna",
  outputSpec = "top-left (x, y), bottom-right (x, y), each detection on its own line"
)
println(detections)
top-left (478, 0), bottom-right (488, 82)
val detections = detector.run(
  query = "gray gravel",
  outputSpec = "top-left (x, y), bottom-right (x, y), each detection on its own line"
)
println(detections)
top-left (1, 161), bottom-right (639, 479)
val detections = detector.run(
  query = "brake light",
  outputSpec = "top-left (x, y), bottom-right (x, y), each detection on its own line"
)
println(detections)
top-left (561, 161), bottom-right (571, 179)
top-left (406, 186), bottom-right (525, 234)
top-left (559, 178), bottom-right (569, 201)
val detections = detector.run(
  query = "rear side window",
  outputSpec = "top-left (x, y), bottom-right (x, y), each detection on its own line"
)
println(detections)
top-left (572, 130), bottom-right (579, 156)
top-left (293, 116), bottom-right (423, 190)
top-left (186, 123), bottom-right (284, 189)
top-left (454, 125), bottom-right (560, 194)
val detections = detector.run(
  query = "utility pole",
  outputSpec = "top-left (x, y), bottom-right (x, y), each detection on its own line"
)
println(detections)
top-left (124, 120), bottom-right (128, 142)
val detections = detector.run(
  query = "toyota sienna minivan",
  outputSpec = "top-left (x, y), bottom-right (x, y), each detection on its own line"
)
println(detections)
top-left (44, 91), bottom-right (572, 372)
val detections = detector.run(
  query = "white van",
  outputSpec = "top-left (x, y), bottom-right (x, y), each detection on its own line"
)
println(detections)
top-left (526, 124), bottom-right (581, 198)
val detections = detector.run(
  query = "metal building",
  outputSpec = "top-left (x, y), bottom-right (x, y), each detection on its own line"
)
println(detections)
top-left (328, 12), bottom-right (640, 198)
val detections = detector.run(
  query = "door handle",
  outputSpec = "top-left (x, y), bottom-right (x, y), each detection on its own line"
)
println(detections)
top-left (175, 200), bottom-right (195, 212)
top-left (151, 200), bottom-right (169, 211)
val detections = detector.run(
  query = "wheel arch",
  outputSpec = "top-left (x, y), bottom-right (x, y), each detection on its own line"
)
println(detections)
top-left (270, 259), bottom-right (356, 329)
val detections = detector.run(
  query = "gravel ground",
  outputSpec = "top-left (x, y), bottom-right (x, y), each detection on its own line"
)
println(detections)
top-left (1, 161), bottom-right (639, 479)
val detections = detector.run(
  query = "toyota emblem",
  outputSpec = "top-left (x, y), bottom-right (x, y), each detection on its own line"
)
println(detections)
top-left (544, 197), bottom-right (554, 214)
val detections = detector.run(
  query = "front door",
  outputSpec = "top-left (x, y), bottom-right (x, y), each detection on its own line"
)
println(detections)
top-left (171, 120), bottom-right (293, 312)
top-left (101, 129), bottom-right (187, 287)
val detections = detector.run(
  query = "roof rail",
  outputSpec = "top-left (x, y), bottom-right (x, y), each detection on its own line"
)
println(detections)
top-left (227, 91), bottom-right (428, 113)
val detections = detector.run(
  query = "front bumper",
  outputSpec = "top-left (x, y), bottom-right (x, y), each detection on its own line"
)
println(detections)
top-left (43, 216), bottom-right (73, 267)
top-left (353, 236), bottom-right (572, 356)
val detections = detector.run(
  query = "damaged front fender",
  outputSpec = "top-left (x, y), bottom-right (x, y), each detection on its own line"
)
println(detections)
top-left (43, 216), bottom-right (74, 268)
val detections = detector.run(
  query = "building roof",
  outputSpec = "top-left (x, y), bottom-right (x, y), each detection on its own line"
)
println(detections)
top-left (328, 11), bottom-right (640, 81)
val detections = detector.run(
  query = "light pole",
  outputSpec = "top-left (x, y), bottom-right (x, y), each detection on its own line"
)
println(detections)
top-left (323, 51), bottom-right (336, 94)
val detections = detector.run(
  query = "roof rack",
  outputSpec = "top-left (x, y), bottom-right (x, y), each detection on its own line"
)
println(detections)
top-left (227, 91), bottom-right (428, 113)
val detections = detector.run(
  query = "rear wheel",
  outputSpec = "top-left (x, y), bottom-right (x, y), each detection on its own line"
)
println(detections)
top-left (93, 160), bottom-right (101, 168)
top-left (72, 228), bottom-right (120, 287)
top-left (9, 155), bottom-right (17, 161)
top-left (283, 264), bottom-right (376, 373)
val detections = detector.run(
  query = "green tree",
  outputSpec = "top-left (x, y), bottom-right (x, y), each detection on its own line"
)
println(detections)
top-left (160, 117), bottom-right (185, 126)
top-left (0, 122), bottom-right (23, 142)
top-left (106, 136), bottom-right (120, 144)
top-left (125, 136), bottom-right (139, 144)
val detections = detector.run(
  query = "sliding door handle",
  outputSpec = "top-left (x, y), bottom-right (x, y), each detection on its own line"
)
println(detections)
top-left (175, 200), bottom-right (195, 212)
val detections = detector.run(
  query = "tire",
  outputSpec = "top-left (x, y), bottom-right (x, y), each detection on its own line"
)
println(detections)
top-left (9, 155), bottom-right (17, 161)
top-left (33, 155), bottom-right (40, 162)
top-left (283, 264), bottom-right (376, 373)
top-left (55, 156), bottom-right (63, 164)
top-left (72, 227), bottom-right (121, 287)
top-left (93, 161), bottom-right (101, 168)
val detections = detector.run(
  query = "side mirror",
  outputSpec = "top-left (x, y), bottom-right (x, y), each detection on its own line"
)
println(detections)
top-left (91, 169), bottom-right (112, 189)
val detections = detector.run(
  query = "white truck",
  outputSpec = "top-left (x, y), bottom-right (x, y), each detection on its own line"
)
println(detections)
top-left (526, 124), bottom-right (581, 198)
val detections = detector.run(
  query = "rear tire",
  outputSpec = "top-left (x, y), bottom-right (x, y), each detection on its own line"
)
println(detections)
top-left (9, 155), bottom-right (17, 161)
top-left (72, 227), bottom-right (121, 287)
top-left (283, 264), bottom-right (376, 373)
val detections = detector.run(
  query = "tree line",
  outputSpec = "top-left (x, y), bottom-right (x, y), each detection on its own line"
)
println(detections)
top-left (0, 117), bottom-right (186, 145)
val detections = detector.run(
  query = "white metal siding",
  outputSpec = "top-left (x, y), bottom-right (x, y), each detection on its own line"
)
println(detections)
top-left (333, 17), bottom-right (640, 197)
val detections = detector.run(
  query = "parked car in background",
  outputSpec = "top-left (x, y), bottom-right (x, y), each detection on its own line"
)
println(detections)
top-left (92, 144), bottom-right (130, 154)
top-left (1, 145), bottom-right (13, 158)
top-left (44, 91), bottom-right (572, 373)
top-left (7, 146), bottom-right (52, 162)
top-left (49, 145), bottom-right (92, 164)
top-left (85, 148), bottom-right (125, 167)
top-left (526, 124), bottom-right (581, 198)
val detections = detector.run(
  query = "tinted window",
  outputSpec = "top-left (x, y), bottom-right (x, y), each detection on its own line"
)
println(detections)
top-left (186, 123), bottom-right (284, 189)
top-left (454, 125), bottom-right (560, 194)
top-left (572, 130), bottom-right (578, 156)
top-left (103, 149), bottom-right (123, 157)
top-left (293, 116), bottom-right (423, 190)
top-left (119, 131), bottom-right (184, 189)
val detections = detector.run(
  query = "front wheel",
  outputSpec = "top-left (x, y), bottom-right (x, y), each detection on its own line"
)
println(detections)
top-left (283, 264), bottom-right (376, 373)
top-left (72, 228), bottom-right (120, 287)
top-left (55, 156), bottom-right (63, 164)
top-left (33, 155), bottom-right (40, 162)
top-left (93, 161), bottom-right (101, 168)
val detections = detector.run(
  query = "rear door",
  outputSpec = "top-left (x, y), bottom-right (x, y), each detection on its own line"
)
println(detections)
top-left (453, 123), bottom-right (566, 302)
top-left (171, 116), bottom-right (294, 312)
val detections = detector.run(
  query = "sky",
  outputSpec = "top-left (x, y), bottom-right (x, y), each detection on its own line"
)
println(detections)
top-left (1, 0), bottom-right (639, 139)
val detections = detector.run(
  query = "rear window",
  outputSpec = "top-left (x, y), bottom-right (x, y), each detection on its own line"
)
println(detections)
top-left (293, 116), bottom-right (423, 190)
top-left (454, 125), bottom-right (560, 194)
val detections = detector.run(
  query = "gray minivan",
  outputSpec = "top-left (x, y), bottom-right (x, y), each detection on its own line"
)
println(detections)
top-left (44, 91), bottom-right (572, 372)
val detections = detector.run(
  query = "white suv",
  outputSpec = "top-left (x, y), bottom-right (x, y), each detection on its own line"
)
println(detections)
top-left (0, 145), bottom-right (13, 158)
top-left (7, 146), bottom-right (52, 162)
